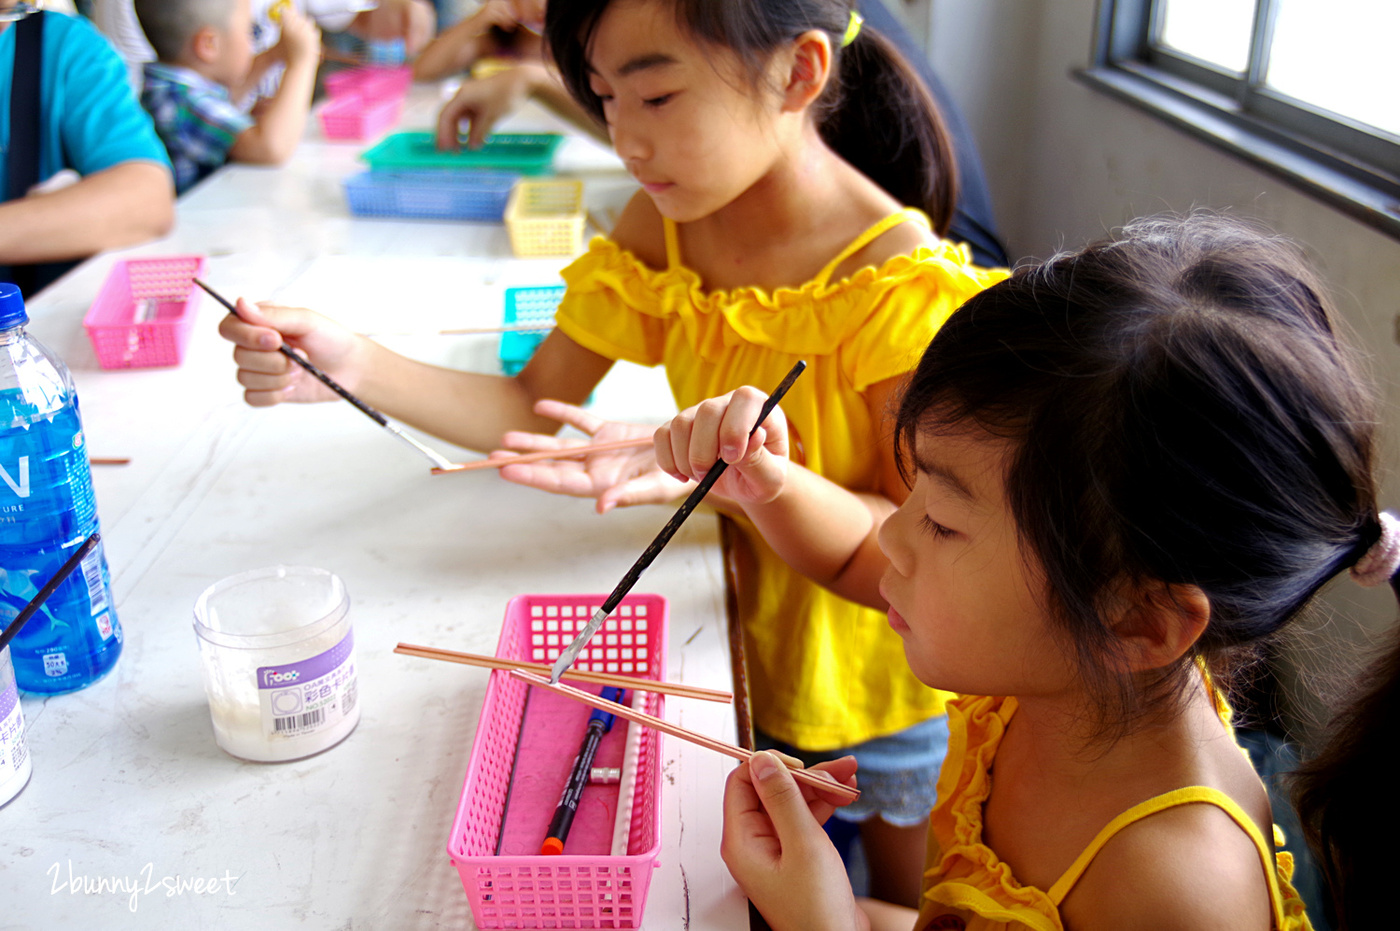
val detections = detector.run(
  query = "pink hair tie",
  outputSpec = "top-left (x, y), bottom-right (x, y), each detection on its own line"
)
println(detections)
top-left (1351, 510), bottom-right (1400, 588)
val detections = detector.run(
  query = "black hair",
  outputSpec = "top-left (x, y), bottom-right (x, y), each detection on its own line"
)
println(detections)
top-left (1291, 574), bottom-right (1399, 930)
top-left (893, 213), bottom-right (1385, 734)
top-left (544, 0), bottom-right (959, 235)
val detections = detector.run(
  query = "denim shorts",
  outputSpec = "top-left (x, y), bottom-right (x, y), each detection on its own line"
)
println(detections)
top-left (754, 715), bottom-right (949, 827)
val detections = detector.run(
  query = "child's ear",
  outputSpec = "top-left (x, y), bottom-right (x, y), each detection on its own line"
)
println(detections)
top-left (190, 25), bottom-right (221, 65)
top-left (1111, 580), bottom-right (1211, 672)
top-left (780, 30), bottom-right (833, 113)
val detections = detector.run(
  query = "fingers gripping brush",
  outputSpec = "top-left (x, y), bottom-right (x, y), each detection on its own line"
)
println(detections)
top-left (548, 360), bottom-right (806, 684)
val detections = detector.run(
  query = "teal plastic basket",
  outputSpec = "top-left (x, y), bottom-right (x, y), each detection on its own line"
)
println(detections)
top-left (360, 132), bottom-right (563, 175)
top-left (500, 285), bottom-right (564, 375)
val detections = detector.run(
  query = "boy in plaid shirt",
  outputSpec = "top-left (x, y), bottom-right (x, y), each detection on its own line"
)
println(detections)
top-left (134, 0), bottom-right (320, 194)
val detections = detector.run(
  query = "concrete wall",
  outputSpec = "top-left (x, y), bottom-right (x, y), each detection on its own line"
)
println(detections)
top-left (888, 0), bottom-right (1400, 741)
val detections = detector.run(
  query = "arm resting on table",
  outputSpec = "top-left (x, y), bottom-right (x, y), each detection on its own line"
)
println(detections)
top-left (0, 161), bottom-right (174, 265)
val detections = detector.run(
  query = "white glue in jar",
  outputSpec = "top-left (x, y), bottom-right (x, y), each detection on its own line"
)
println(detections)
top-left (193, 566), bottom-right (360, 763)
top-left (0, 644), bottom-right (33, 806)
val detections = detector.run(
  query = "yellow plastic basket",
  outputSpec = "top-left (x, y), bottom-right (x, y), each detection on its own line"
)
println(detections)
top-left (504, 180), bottom-right (585, 256)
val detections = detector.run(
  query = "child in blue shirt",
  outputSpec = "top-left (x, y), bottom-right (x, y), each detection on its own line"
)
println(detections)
top-left (0, 3), bottom-right (173, 295)
top-left (134, 0), bottom-right (320, 194)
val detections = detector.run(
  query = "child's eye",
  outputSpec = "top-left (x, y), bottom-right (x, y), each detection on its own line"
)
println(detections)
top-left (919, 516), bottom-right (956, 539)
top-left (643, 93), bottom-right (675, 108)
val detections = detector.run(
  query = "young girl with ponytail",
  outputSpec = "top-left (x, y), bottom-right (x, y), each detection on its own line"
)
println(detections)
top-left (220, 0), bottom-right (1007, 901)
top-left (660, 213), bottom-right (1380, 928)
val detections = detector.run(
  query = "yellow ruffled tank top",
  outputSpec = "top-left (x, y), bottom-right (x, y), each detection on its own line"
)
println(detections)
top-left (916, 694), bottom-right (1315, 930)
top-left (554, 209), bottom-right (1008, 749)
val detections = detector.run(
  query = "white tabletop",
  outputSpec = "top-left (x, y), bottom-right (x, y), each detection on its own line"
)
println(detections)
top-left (3, 84), bottom-right (749, 930)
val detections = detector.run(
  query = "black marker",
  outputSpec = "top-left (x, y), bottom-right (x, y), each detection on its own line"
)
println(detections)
top-left (540, 686), bottom-right (624, 855)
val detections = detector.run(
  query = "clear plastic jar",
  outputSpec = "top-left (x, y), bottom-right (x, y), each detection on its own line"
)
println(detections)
top-left (193, 566), bottom-right (360, 762)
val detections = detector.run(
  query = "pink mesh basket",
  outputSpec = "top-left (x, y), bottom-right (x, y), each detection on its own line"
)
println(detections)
top-left (448, 593), bottom-right (667, 929)
top-left (82, 256), bottom-right (205, 369)
top-left (324, 65), bottom-right (412, 101)
top-left (319, 94), bottom-right (403, 141)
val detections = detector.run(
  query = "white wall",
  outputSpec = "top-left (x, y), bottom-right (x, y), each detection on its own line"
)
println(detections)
top-left (900, 0), bottom-right (1400, 740)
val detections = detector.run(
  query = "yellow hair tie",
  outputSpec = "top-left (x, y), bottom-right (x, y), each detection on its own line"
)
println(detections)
top-left (841, 10), bottom-right (863, 48)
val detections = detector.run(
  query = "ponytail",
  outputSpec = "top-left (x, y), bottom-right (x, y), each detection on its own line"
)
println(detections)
top-left (817, 26), bottom-right (958, 235)
top-left (545, 0), bottom-right (960, 235)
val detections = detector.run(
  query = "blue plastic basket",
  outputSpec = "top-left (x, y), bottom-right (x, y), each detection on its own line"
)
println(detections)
top-left (500, 285), bottom-right (564, 375)
top-left (342, 170), bottom-right (518, 221)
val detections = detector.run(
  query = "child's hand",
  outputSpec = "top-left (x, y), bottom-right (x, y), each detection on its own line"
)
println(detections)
top-left (218, 299), bottom-right (365, 407)
top-left (721, 751), bottom-right (863, 931)
top-left (655, 387), bottom-right (791, 506)
top-left (274, 6), bottom-right (322, 68)
top-left (494, 400), bottom-right (689, 512)
top-left (435, 65), bottom-right (540, 152)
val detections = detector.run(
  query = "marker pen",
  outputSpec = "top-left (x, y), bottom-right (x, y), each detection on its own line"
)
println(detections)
top-left (540, 686), bottom-right (623, 855)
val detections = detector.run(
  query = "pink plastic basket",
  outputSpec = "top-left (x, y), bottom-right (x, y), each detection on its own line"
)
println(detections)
top-left (324, 65), bottom-right (412, 101)
top-left (449, 593), bottom-right (667, 929)
top-left (82, 256), bottom-right (205, 369)
top-left (319, 94), bottom-right (403, 141)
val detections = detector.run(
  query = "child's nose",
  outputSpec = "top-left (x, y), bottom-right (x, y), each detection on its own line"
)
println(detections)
top-left (877, 500), bottom-right (914, 576)
top-left (610, 118), bottom-right (651, 163)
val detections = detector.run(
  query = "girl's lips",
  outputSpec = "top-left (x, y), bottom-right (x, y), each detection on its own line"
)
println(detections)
top-left (640, 181), bottom-right (674, 195)
top-left (886, 604), bottom-right (909, 632)
top-left (880, 584), bottom-right (909, 632)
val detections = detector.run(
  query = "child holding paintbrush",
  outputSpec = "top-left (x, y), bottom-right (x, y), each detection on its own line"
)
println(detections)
top-left (662, 215), bottom-right (1342, 930)
top-left (218, 0), bottom-right (1005, 902)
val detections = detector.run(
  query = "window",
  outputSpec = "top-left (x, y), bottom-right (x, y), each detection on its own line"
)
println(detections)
top-left (1083, 0), bottom-right (1400, 238)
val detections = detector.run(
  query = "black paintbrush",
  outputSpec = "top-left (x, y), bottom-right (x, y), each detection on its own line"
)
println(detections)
top-left (0, 532), bottom-right (102, 654)
top-left (194, 279), bottom-right (455, 471)
top-left (548, 360), bottom-right (807, 683)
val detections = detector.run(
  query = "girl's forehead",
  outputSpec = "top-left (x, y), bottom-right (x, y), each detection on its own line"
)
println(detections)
top-left (587, 0), bottom-right (705, 76)
top-left (913, 429), bottom-right (1010, 505)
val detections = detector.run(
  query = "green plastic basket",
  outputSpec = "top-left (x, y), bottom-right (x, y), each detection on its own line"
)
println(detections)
top-left (359, 132), bottom-right (563, 175)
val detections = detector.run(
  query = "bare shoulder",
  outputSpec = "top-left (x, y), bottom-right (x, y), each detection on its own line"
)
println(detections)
top-left (1060, 801), bottom-right (1274, 931)
top-left (826, 205), bottom-right (940, 285)
top-left (607, 191), bottom-right (668, 272)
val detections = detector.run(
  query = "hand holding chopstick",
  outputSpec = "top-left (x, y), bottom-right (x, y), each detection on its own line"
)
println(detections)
top-left (431, 437), bottom-right (652, 475)
top-left (512, 670), bottom-right (859, 803)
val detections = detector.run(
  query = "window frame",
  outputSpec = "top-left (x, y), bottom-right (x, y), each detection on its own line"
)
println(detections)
top-left (1080, 0), bottom-right (1400, 239)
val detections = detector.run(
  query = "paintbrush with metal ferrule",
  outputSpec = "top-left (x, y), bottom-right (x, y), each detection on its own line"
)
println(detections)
top-left (195, 279), bottom-right (456, 471)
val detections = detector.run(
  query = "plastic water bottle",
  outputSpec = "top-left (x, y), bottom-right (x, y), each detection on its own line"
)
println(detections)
top-left (0, 283), bottom-right (122, 694)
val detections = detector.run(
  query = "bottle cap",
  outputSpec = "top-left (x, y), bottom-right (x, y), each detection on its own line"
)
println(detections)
top-left (0, 283), bottom-right (28, 330)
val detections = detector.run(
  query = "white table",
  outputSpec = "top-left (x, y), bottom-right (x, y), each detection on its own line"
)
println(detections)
top-left (2, 85), bottom-right (750, 930)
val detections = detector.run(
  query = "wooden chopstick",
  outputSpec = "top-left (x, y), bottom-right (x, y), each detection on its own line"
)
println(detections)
top-left (360, 323), bottom-right (557, 338)
top-left (511, 670), bottom-right (861, 803)
top-left (394, 642), bottom-right (733, 704)
top-left (431, 436), bottom-right (652, 474)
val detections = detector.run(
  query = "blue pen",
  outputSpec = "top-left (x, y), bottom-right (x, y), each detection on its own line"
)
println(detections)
top-left (540, 686), bottom-right (624, 855)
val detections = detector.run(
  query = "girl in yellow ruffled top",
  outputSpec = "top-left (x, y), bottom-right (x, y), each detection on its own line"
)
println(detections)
top-left (665, 214), bottom-right (1366, 930)
top-left (218, 0), bottom-right (1005, 903)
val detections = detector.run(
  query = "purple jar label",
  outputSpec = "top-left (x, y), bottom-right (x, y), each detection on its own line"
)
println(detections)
top-left (256, 628), bottom-right (357, 740)
top-left (1, 673), bottom-right (28, 778)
